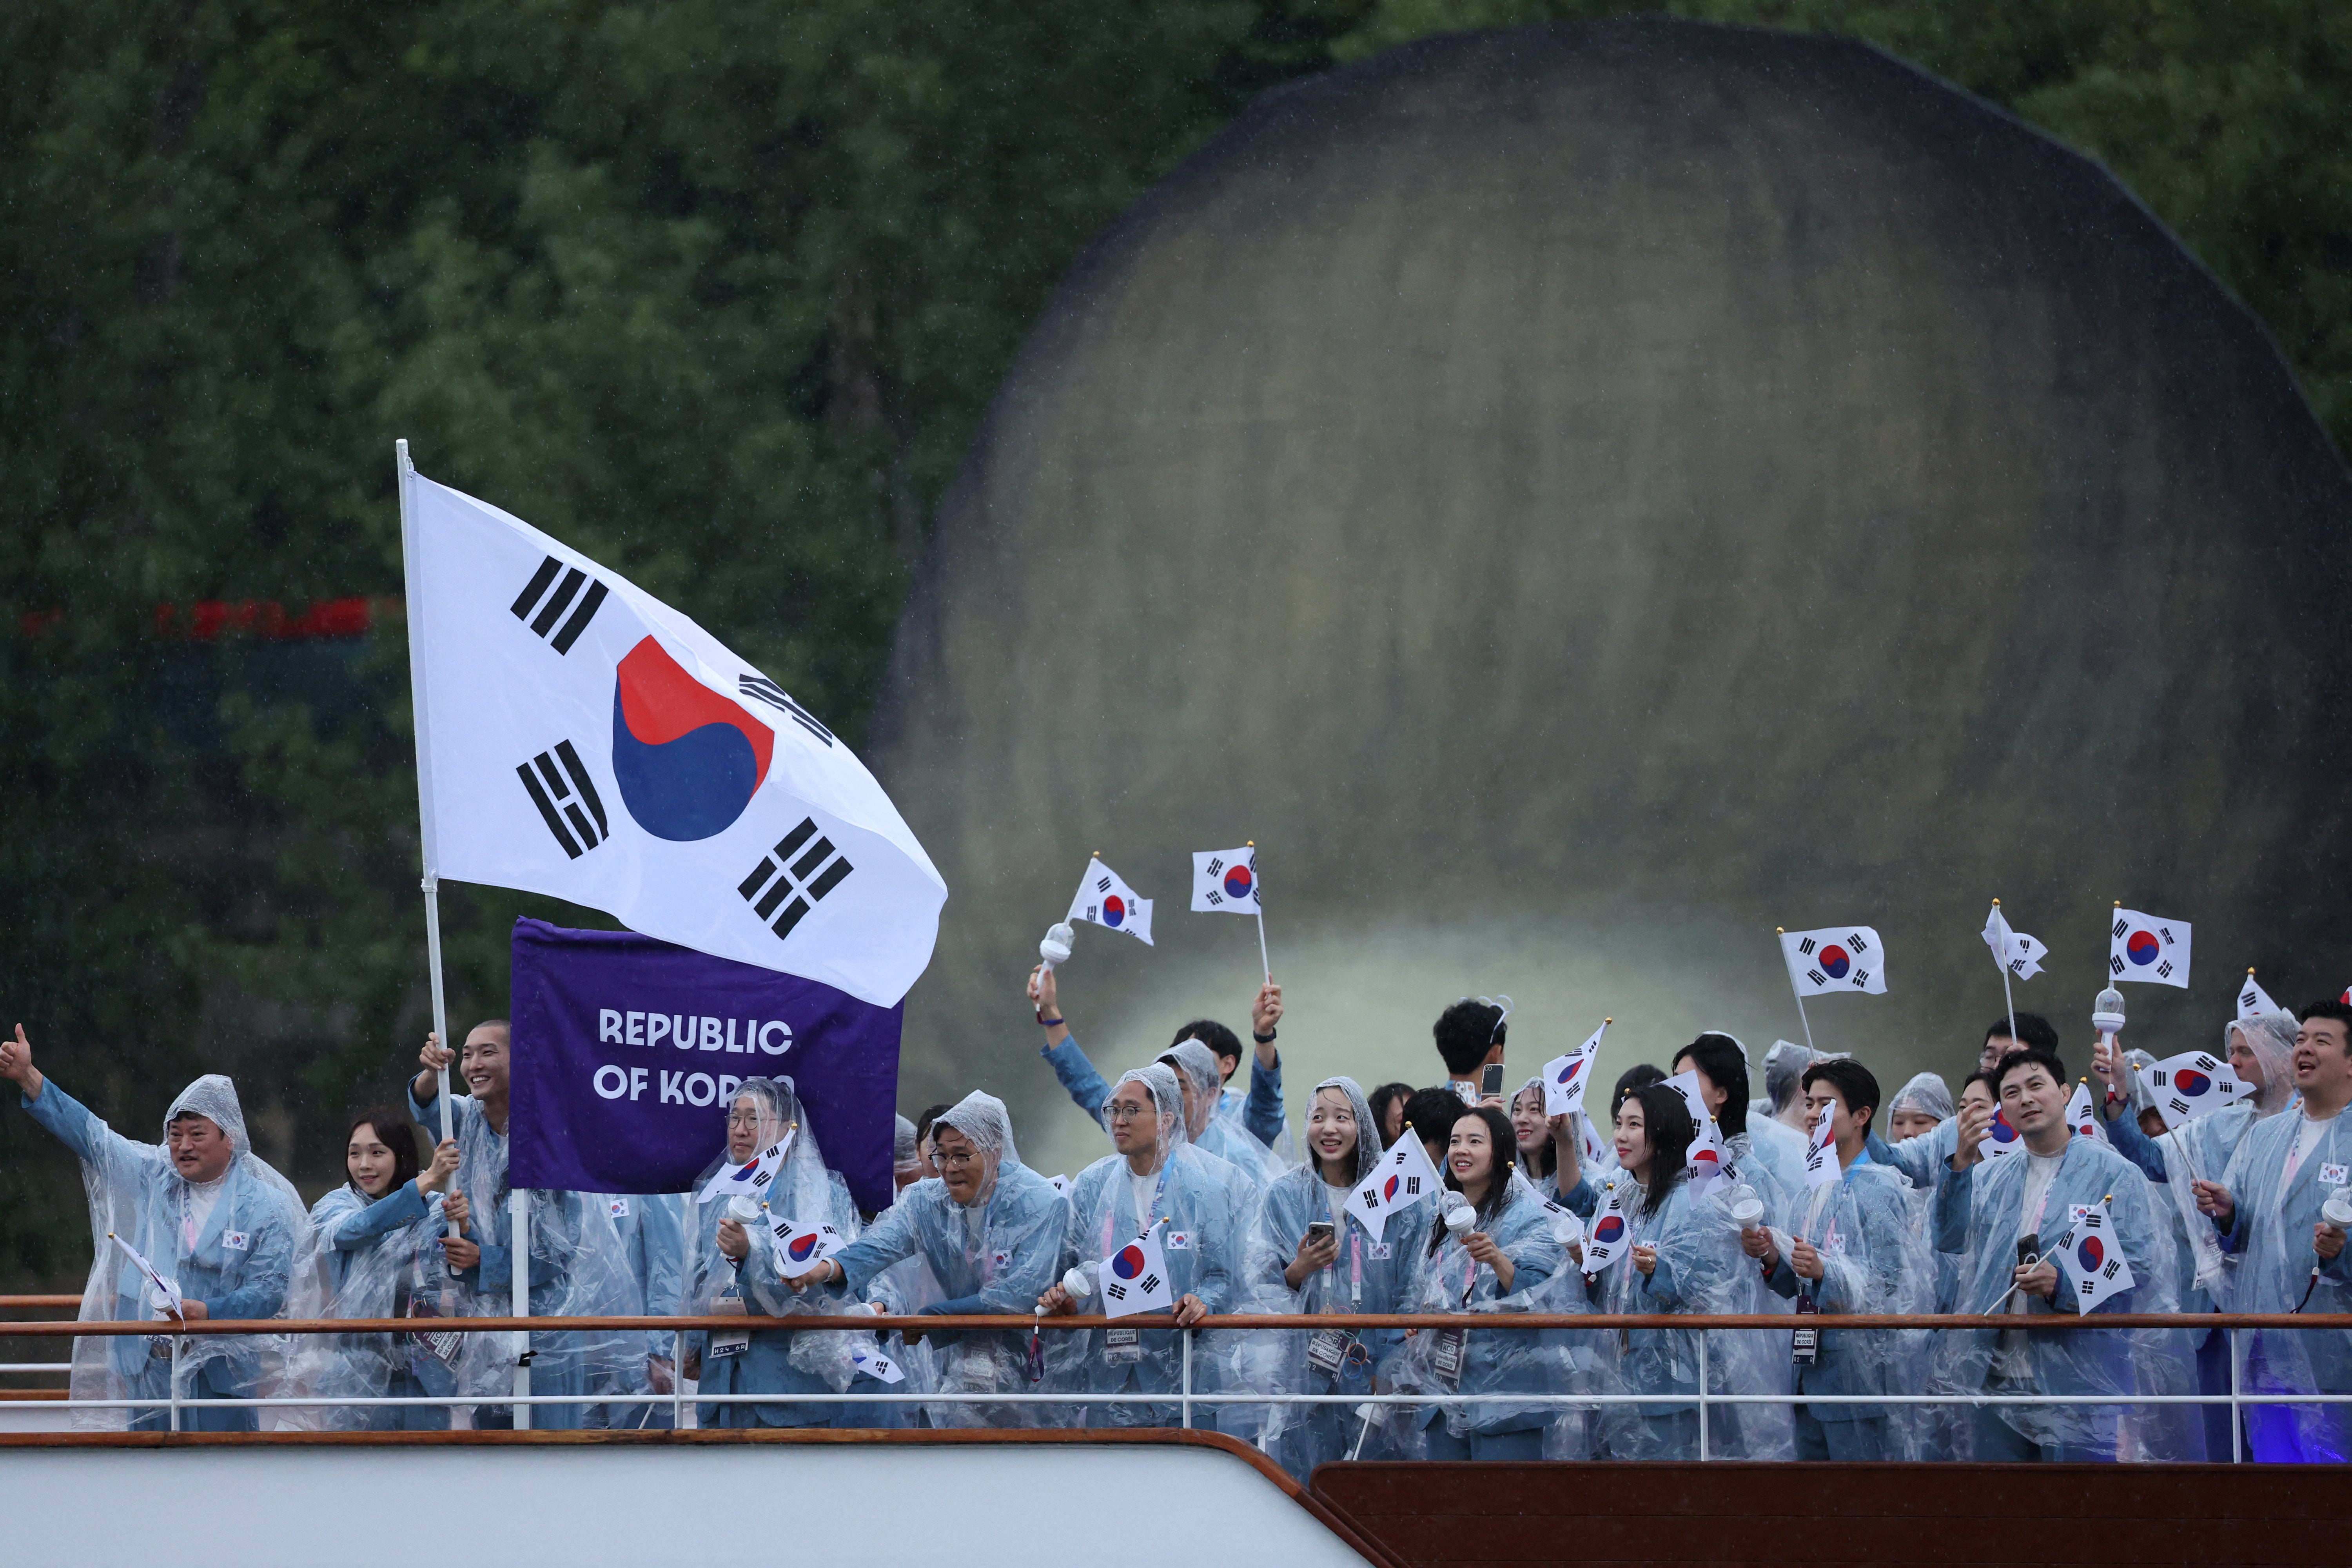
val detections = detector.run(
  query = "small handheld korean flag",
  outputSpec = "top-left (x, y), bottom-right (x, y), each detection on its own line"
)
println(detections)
top-left (2109, 908), bottom-right (2191, 987)
top-left (2238, 970), bottom-right (2283, 1021)
top-left (1662, 1069), bottom-right (1712, 1133)
top-left (773, 1216), bottom-right (846, 1272)
top-left (1982, 1106), bottom-right (2024, 1161)
top-left (2063, 1082), bottom-right (2109, 1146)
top-left (1780, 926), bottom-right (1888, 996)
top-left (1542, 1021), bottom-right (1607, 1117)
top-left (1346, 1135), bottom-right (1442, 1243)
top-left (107, 1232), bottom-right (182, 1316)
top-left (1097, 1219), bottom-right (1175, 1318)
top-left (1581, 1182), bottom-right (1631, 1277)
top-left (2145, 1050), bottom-right (2250, 1131)
top-left (1069, 857), bottom-right (1154, 946)
top-left (1802, 1102), bottom-right (1840, 1189)
top-left (695, 1127), bottom-right (795, 1205)
top-left (850, 1343), bottom-right (906, 1384)
top-left (2060, 1197), bottom-right (2135, 1309)
top-left (1982, 904), bottom-right (2047, 980)
top-left (1687, 1112), bottom-right (1730, 1197)
top-left (1191, 847), bottom-right (1259, 913)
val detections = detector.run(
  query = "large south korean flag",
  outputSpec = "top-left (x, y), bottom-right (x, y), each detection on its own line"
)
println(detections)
top-left (398, 452), bottom-right (947, 1008)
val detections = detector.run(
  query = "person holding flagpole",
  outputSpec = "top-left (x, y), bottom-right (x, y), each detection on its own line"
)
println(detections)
top-left (1929, 1046), bottom-right (2185, 1461)
top-left (1026, 963), bottom-right (1287, 1152)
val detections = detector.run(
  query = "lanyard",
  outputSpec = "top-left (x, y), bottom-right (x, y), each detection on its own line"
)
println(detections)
top-left (1323, 1229), bottom-right (1364, 1306)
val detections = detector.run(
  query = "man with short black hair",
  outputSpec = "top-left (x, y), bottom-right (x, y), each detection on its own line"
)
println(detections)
top-left (1432, 998), bottom-right (1507, 1103)
top-left (1933, 1044), bottom-right (2171, 1461)
top-left (1742, 1057), bottom-right (1926, 1460)
top-left (1026, 965), bottom-right (1287, 1150)
top-left (1980, 1011), bottom-right (2061, 1074)
top-left (2194, 998), bottom-right (2352, 1461)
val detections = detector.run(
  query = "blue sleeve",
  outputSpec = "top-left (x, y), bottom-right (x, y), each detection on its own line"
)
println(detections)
top-left (407, 1077), bottom-right (455, 1133)
top-left (1559, 1172), bottom-right (1598, 1220)
top-left (639, 1197), bottom-right (686, 1356)
top-left (1040, 1033), bottom-right (1112, 1123)
top-left (22, 1078), bottom-right (136, 1170)
top-left (918, 1293), bottom-right (991, 1316)
top-left (2102, 1113), bottom-right (2168, 1183)
top-left (208, 1215), bottom-right (294, 1320)
top-left (833, 1203), bottom-right (925, 1298)
top-left (1640, 1249), bottom-right (1689, 1309)
top-left (322, 1182), bottom-right (429, 1249)
top-left (1762, 1253), bottom-right (1800, 1301)
top-left (1244, 1053), bottom-right (1285, 1150)
top-left (1931, 1163), bottom-right (1975, 1256)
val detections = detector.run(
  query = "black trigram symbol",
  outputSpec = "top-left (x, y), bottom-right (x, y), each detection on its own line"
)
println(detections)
top-left (1807, 969), bottom-right (1828, 986)
top-left (737, 817), bottom-right (853, 940)
top-left (1404, 1176), bottom-right (1423, 1195)
top-left (2157, 960), bottom-right (2176, 980)
top-left (2109, 955), bottom-right (2126, 976)
top-left (2167, 1095), bottom-right (2190, 1117)
top-left (738, 675), bottom-right (835, 748)
top-left (1797, 937), bottom-right (1818, 956)
top-left (2111, 916), bottom-right (2130, 940)
top-left (1104, 1282), bottom-right (1128, 1302)
top-left (1140, 1273), bottom-right (1163, 1294)
top-left (1358, 1187), bottom-right (1380, 1207)
top-left (1851, 969), bottom-right (1873, 988)
top-left (510, 555), bottom-right (609, 654)
top-left (517, 742), bottom-right (607, 858)
top-left (1846, 932), bottom-right (1872, 953)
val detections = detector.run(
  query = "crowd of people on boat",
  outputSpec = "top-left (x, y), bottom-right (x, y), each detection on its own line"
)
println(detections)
top-left (3, 957), bottom-right (2346, 1472)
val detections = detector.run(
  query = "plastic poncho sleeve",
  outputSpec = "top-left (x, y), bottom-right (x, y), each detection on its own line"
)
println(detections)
top-left (832, 1200), bottom-right (926, 1298)
top-left (1868, 1118), bottom-right (1959, 1190)
top-left (2101, 1111), bottom-right (2170, 1184)
top-left (24, 1079), bottom-right (153, 1190)
top-left (1245, 1056), bottom-right (1285, 1151)
top-left (1039, 1031), bottom-right (1113, 1122)
top-left (318, 1181), bottom-right (431, 1249)
top-left (1931, 1160), bottom-right (1975, 1256)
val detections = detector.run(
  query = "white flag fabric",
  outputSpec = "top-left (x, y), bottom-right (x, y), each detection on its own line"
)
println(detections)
top-left (1190, 846), bottom-right (1260, 914)
top-left (695, 1128), bottom-right (795, 1204)
top-left (2060, 1199), bottom-right (2135, 1309)
top-left (2238, 971), bottom-right (2283, 1020)
top-left (1344, 1135), bottom-right (1442, 1243)
top-left (1046, 1174), bottom-right (1072, 1199)
top-left (399, 463), bottom-right (946, 1007)
top-left (1779, 926), bottom-right (1889, 996)
top-left (1097, 1219), bottom-right (1175, 1318)
top-left (1581, 1181), bottom-right (1632, 1276)
top-left (1687, 1112), bottom-right (1730, 1196)
top-left (2063, 1082), bottom-right (2109, 1146)
top-left (2145, 1050), bottom-right (2251, 1131)
top-left (1662, 1069), bottom-right (1712, 1135)
top-left (1981, 904), bottom-right (2047, 980)
top-left (2109, 908), bottom-right (2192, 987)
top-left (849, 1342), bottom-right (906, 1384)
top-left (107, 1232), bottom-right (182, 1315)
top-left (773, 1217), bottom-right (847, 1273)
top-left (1541, 1022), bottom-right (1607, 1117)
top-left (1802, 1103), bottom-right (1840, 1189)
top-left (1067, 857), bottom-right (1154, 946)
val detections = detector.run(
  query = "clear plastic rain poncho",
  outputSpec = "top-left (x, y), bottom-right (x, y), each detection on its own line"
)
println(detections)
top-left (429, 1088), bottom-right (648, 1429)
top-left (285, 1163), bottom-right (458, 1431)
top-left (893, 1115), bottom-right (922, 1181)
top-left (28, 1074), bottom-right (310, 1431)
top-left (1761, 1040), bottom-right (1824, 1131)
top-left (2133, 1013), bottom-right (2298, 1309)
top-left (681, 1076), bottom-right (869, 1428)
top-left (2213, 1098), bottom-right (2352, 1462)
top-left (828, 1092), bottom-right (1069, 1428)
top-left (1755, 1154), bottom-right (1936, 1459)
top-left (1508, 1077), bottom-right (1601, 1216)
top-left (1163, 1039), bottom-right (1281, 1186)
top-left (1245, 1076), bottom-right (1430, 1473)
top-left (1585, 1158), bottom-right (1795, 1461)
top-left (1052, 1064), bottom-right (1252, 1426)
top-left (1927, 1130), bottom-right (2194, 1459)
top-left (1385, 1136), bottom-right (1577, 1456)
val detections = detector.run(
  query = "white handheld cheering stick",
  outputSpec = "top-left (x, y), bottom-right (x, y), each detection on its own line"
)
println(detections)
top-left (1039, 922), bottom-right (1074, 970)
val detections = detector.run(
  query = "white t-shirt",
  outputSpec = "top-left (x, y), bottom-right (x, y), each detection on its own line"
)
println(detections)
top-left (2279, 1112), bottom-right (2336, 1206)
top-left (181, 1171), bottom-right (230, 1252)
top-left (1129, 1165), bottom-right (1161, 1232)
top-left (1323, 1180), bottom-right (1352, 1230)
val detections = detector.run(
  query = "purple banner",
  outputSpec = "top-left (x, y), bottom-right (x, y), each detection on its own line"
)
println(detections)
top-left (508, 917), bottom-right (902, 1211)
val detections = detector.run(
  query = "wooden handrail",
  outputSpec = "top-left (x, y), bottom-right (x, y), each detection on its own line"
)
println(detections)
top-left (0, 1310), bottom-right (2345, 1337)
top-left (0, 1296), bottom-right (84, 1310)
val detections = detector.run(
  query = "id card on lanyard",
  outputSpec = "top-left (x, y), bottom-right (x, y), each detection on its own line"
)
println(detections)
top-left (1306, 1232), bottom-right (1364, 1378)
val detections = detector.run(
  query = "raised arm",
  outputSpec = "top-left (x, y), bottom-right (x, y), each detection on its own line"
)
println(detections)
top-left (4, 1026), bottom-right (157, 1184)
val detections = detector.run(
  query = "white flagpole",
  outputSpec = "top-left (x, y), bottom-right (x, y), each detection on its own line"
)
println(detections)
top-left (1248, 840), bottom-right (1270, 984)
top-left (1993, 898), bottom-right (2017, 1050)
top-left (396, 441), bottom-right (457, 1216)
top-left (1776, 927), bottom-right (1818, 1055)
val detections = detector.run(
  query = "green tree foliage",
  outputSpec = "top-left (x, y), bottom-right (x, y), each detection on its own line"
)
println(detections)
top-left (1, 0), bottom-right (2344, 1291)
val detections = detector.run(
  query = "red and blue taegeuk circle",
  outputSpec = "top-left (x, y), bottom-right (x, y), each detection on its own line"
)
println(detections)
top-left (2175, 1069), bottom-right (2210, 1096)
top-left (1224, 863), bottom-right (1254, 899)
top-left (2077, 1234), bottom-right (2105, 1270)
top-left (1102, 895), bottom-right (1126, 928)
top-left (788, 1232), bottom-right (821, 1263)
top-left (2127, 930), bottom-right (2160, 966)
top-left (1592, 1214), bottom-right (1626, 1246)
top-left (1557, 1058), bottom-right (1584, 1088)
top-left (1990, 1114), bottom-right (2019, 1145)
top-left (1818, 944), bottom-right (1851, 979)
top-left (1381, 1173), bottom-right (1402, 1203)
top-left (1112, 1243), bottom-right (1148, 1280)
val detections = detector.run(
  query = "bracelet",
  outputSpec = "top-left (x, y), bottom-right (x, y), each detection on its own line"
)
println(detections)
top-left (1038, 1014), bottom-right (1065, 1027)
top-left (1252, 1028), bottom-right (1277, 1044)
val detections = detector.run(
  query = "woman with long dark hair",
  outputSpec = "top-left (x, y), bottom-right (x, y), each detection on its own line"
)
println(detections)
top-left (1403, 1103), bottom-right (1568, 1460)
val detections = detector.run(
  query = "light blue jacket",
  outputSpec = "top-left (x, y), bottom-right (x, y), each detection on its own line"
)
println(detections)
top-left (1762, 1156), bottom-right (1926, 1424)
top-left (1042, 1030), bottom-right (1286, 1151)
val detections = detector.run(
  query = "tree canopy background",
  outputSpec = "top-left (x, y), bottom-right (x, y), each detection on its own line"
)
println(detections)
top-left (2, 0), bottom-right (2345, 1288)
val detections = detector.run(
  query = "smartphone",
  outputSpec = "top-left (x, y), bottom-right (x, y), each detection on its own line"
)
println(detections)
top-left (1479, 1063), bottom-right (1507, 1097)
top-left (1305, 1220), bottom-right (1335, 1246)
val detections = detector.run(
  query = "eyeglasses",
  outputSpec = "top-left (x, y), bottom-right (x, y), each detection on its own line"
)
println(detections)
top-left (726, 1111), bottom-right (764, 1130)
top-left (936, 1147), bottom-right (984, 1169)
top-left (1105, 1102), bottom-right (1154, 1122)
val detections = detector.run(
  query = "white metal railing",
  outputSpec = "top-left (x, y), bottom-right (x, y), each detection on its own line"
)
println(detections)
top-left (4, 1309), bottom-right (2347, 1462)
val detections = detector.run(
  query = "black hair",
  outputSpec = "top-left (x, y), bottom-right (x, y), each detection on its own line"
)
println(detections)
top-left (1172, 1020), bottom-right (1243, 1073)
top-left (913, 1102), bottom-right (953, 1152)
top-left (1959, 1070), bottom-right (1997, 1099)
top-left (1404, 1086), bottom-right (1465, 1157)
top-left (1427, 1104), bottom-right (1517, 1256)
top-left (1366, 1082), bottom-right (1416, 1149)
top-left (1507, 1080), bottom-right (1559, 1179)
top-left (1433, 999), bottom-right (1506, 1076)
top-left (1984, 1012), bottom-right (2058, 1053)
top-left (1624, 1084), bottom-right (1695, 1218)
top-left (1991, 1046), bottom-right (2067, 1096)
top-left (1609, 1062), bottom-right (1666, 1120)
top-left (345, 1110), bottom-right (421, 1196)
top-left (2297, 999), bottom-right (2352, 1048)
top-left (1671, 1034), bottom-right (1750, 1139)
top-left (1800, 1059), bottom-right (1881, 1135)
